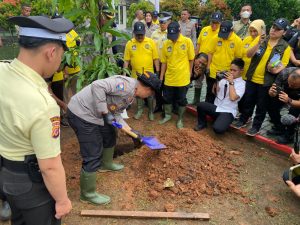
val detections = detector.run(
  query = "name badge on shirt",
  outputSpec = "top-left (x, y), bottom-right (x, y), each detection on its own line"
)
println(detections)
top-left (180, 44), bottom-right (186, 50)
top-left (256, 46), bottom-right (265, 56)
top-left (203, 32), bottom-right (208, 36)
top-left (145, 43), bottom-right (150, 49)
top-left (132, 45), bottom-right (137, 50)
top-left (217, 41), bottom-right (222, 46)
top-left (167, 46), bottom-right (172, 52)
top-left (230, 43), bottom-right (235, 48)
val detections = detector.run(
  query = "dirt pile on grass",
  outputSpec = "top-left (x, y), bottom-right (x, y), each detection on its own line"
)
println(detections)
top-left (128, 128), bottom-right (241, 203)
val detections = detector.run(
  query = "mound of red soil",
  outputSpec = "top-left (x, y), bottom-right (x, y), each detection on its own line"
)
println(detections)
top-left (128, 127), bottom-right (241, 203)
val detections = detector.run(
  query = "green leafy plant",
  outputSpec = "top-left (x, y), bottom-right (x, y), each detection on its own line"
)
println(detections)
top-left (53, 0), bottom-right (131, 90)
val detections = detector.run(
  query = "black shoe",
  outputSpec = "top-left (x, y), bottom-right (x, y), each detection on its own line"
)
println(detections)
top-left (153, 106), bottom-right (162, 113)
top-left (232, 120), bottom-right (247, 129)
top-left (193, 124), bottom-right (207, 131)
top-left (276, 135), bottom-right (293, 144)
top-left (266, 128), bottom-right (284, 136)
top-left (246, 127), bottom-right (260, 136)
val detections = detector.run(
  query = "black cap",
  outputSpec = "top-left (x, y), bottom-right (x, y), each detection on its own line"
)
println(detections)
top-left (273, 18), bottom-right (289, 31)
top-left (218, 20), bottom-right (233, 39)
top-left (133, 22), bottom-right (146, 35)
top-left (211, 11), bottom-right (223, 23)
top-left (153, 10), bottom-right (159, 17)
top-left (167, 21), bottom-right (180, 41)
top-left (137, 71), bottom-right (162, 94)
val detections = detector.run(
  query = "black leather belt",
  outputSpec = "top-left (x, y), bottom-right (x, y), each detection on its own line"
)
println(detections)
top-left (0, 156), bottom-right (27, 173)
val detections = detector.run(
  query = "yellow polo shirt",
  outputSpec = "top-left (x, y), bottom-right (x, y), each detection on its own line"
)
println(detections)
top-left (207, 32), bottom-right (242, 79)
top-left (124, 37), bottom-right (158, 78)
top-left (0, 59), bottom-right (61, 161)
top-left (250, 37), bottom-right (291, 84)
top-left (52, 71), bottom-right (64, 82)
top-left (151, 28), bottom-right (168, 60)
top-left (152, 19), bottom-right (159, 25)
top-left (241, 35), bottom-right (255, 80)
top-left (161, 34), bottom-right (195, 86)
top-left (197, 25), bottom-right (219, 54)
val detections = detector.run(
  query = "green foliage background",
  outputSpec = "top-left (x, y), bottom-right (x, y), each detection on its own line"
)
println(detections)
top-left (160, 0), bottom-right (232, 26)
top-left (53, 0), bottom-right (130, 90)
top-left (127, 0), bottom-right (154, 27)
top-left (225, 0), bottom-right (300, 29)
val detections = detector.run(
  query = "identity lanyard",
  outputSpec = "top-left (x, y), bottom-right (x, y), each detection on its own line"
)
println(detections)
top-left (216, 82), bottom-right (228, 101)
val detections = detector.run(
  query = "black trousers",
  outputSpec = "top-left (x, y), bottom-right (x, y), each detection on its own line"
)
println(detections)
top-left (196, 102), bottom-right (234, 134)
top-left (268, 97), bottom-right (300, 132)
top-left (239, 81), bottom-right (269, 129)
top-left (163, 85), bottom-right (188, 106)
top-left (0, 167), bottom-right (59, 225)
top-left (51, 80), bottom-right (64, 102)
top-left (67, 109), bottom-right (117, 172)
top-left (205, 77), bottom-right (216, 104)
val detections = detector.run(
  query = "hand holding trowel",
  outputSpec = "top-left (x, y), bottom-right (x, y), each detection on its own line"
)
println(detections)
top-left (112, 122), bottom-right (166, 150)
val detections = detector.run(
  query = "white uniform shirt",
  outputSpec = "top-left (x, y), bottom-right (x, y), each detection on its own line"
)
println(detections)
top-left (214, 77), bottom-right (245, 117)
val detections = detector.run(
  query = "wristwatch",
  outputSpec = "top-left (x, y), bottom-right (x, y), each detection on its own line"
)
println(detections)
top-left (229, 82), bottom-right (234, 85)
top-left (288, 98), bottom-right (293, 105)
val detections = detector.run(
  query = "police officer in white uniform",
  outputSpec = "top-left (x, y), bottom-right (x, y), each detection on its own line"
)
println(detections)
top-left (0, 16), bottom-right (73, 224)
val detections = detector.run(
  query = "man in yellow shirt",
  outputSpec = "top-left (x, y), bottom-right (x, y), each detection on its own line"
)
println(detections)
top-left (193, 11), bottom-right (222, 105)
top-left (159, 22), bottom-right (195, 128)
top-left (0, 15), bottom-right (72, 224)
top-left (124, 22), bottom-right (160, 120)
top-left (206, 20), bottom-right (242, 103)
top-left (233, 18), bottom-right (291, 136)
top-left (195, 11), bottom-right (223, 54)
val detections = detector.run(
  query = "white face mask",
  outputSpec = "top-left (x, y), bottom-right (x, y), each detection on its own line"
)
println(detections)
top-left (241, 11), bottom-right (251, 19)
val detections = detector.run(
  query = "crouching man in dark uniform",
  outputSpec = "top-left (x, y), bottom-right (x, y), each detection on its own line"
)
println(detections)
top-left (67, 72), bottom-right (161, 205)
top-left (0, 16), bottom-right (73, 224)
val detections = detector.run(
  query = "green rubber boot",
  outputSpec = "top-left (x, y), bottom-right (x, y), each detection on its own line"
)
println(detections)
top-left (193, 88), bottom-right (201, 105)
top-left (148, 97), bottom-right (154, 121)
top-left (134, 98), bottom-right (144, 120)
top-left (177, 106), bottom-right (186, 129)
top-left (99, 147), bottom-right (124, 172)
top-left (80, 169), bottom-right (111, 205)
top-left (159, 104), bottom-right (172, 124)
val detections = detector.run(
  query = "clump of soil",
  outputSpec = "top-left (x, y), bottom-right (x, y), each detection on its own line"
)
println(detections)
top-left (265, 206), bottom-right (280, 217)
top-left (128, 127), bottom-right (241, 202)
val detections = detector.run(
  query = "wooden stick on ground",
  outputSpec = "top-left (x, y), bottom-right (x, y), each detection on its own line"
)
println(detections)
top-left (81, 210), bottom-right (210, 220)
